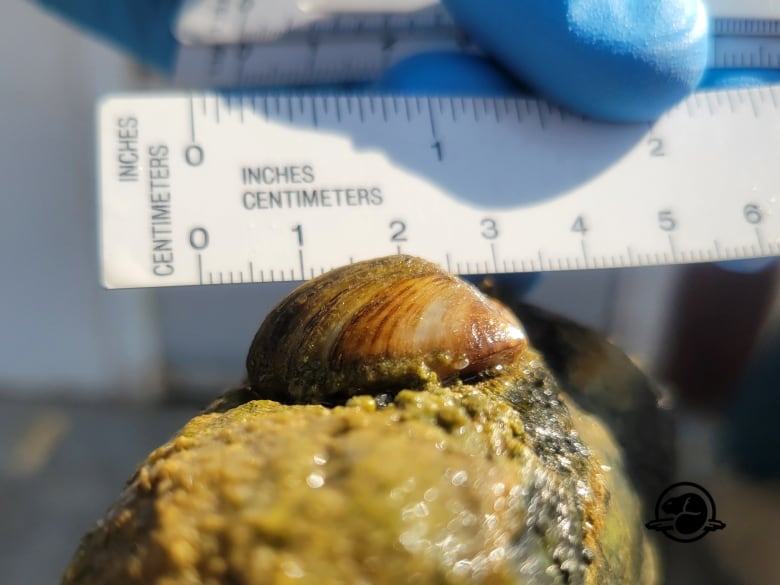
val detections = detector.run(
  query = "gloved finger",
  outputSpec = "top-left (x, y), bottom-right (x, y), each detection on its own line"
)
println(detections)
top-left (33, 0), bottom-right (180, 72)
top-left (375, 52), bottom-right (541, 298)
top-left (376, 52), bottom-right (526, 95)
top-left (697, 68), bottom-right (780, 274)
top-left (442, 0), bottom-right (710, 123)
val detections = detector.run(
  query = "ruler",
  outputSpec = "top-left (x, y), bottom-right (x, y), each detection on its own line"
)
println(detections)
top-left (98, 87), bottom-right (780, 289)
top-left (171, 0), bottom-right (780, 86)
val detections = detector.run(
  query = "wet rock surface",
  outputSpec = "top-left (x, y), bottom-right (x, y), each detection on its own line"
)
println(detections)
top-left (61, 257), bottom-right (670, 585)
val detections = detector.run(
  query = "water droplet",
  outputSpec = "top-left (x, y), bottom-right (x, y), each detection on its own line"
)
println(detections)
top-left (423, 487), bottom-right (439, 502)
top-left (451, 470), bottom-right (468, 486)
top-left (452, 356), bottom-right (470, 370)
top-left (306, 472), bottom-right (324, 488)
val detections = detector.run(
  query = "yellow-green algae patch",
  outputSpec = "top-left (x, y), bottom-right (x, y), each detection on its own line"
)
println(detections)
top-left (62, 353), bottom-right (658, 585)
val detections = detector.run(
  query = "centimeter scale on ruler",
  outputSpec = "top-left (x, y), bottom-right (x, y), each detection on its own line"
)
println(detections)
top-left (172, 0), bottom-right (780, 86)
top-left (99, 86), bottom-right (780, 289)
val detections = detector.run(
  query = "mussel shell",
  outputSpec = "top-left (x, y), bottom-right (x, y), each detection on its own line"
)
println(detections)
top-left (247, 255), bottom-right (527, 404)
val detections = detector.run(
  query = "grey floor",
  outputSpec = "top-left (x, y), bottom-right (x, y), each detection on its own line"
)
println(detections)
top-left (0, 398), bottom-right (758, 585)
top-left (0, 399), bottom-right (197, 585)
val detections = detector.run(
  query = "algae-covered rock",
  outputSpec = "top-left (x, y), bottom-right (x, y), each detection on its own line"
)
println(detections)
top-left (62, 257), bottom-right (668, 585)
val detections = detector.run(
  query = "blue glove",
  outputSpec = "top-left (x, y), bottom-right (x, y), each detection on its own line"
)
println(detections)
top-left (33, 0), bottom-right (180, 72)
top-left (442, 0), bottom-right (710, 122)
top-left (36, 0), bottom-right (710, 123)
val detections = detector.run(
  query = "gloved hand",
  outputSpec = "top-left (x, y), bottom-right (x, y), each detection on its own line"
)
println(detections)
top-left (34, 0), bottom-right (182, 73)
top-left (440, 0), bottom-right (711, 122)
top-left (36, 0), bottom-right (710, 122)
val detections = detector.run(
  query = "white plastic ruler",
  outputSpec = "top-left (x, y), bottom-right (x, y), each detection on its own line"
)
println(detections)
top-left (98, 86), bottom-right (780, 289)
top-left (172, 0), bottom-right (780, 87)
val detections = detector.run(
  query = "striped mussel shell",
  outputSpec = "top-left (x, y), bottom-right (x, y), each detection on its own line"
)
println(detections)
top-left (246, 255), bottom-right (527, 404)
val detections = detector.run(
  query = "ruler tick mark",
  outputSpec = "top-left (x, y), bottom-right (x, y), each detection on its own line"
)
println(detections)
top-left (580, 239), bottom-right (589, 267)
top-left (668, 234), bottom-right (679, 261)
top-left (197, 254), bottom-right (204, 285)
top-left (188, 95), bottom-right (196, 142)
top-left (536, 101), bottom-right (545, 129)
top-left (704, 92), bottom-right (716, 115)
top-left (249, 261), bottom-right (255, 282)
top-left (756, 226), bottom-right (767, 254)
top-left (357, 97), bottom-right (365, 122)
top-left (726, 90), bottom-right (737, 112)
top-left (485, 242), bottom-right (498, 272)
top-left (286, 96), bottom-right (294, 122)
top-left (240, 95), bottom-right (248, 123)
top-left (311, 97), bottom-right (319, 127)
top-left (770, 86), bottom-right (780, 110)
top-left (748, 91), bottom-right (760, 117)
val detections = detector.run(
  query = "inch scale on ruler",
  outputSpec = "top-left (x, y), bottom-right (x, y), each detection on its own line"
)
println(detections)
top-left (172, 0), bottom-right (780, 86)
top-left (99, 86), bottom-right (780, 289)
